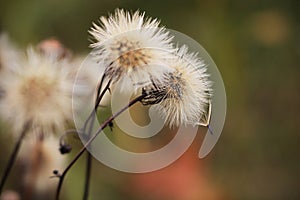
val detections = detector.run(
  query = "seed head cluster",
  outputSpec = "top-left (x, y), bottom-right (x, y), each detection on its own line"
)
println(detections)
top-left (89, 9), bottom-right (174, 91)
top-left (0, 47), bottom-right (78, 137)
top-left (0, 9), bottom-right (213, 138)
top-left (90, 9), bottom-right (213, 127)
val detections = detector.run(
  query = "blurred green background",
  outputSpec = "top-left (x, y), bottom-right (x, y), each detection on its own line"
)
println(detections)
top-left (0, 0), bottom-right (299, 199)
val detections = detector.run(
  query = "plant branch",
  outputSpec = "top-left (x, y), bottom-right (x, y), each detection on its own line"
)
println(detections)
top-left (82, 75), bottom-right (111, 200)
top-left (55, 93), bottom-right (146, 200)
top-left (82, 74), bottom-right (111, 133)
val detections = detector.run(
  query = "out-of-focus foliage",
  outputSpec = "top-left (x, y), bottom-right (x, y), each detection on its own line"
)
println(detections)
top-left (0, 0), bottom-right (299, 199)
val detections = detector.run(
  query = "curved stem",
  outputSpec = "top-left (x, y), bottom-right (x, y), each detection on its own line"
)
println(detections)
top-left (55, 93), bottom-right (146, 200)
top-left (59, 129), bottom-right (82, 146)
top-left (82, 77), bottom-right (111, 135)
top-left (0, 121), bottom-right (31, 193)
top-left (94, 74), bottom-right (108, 110)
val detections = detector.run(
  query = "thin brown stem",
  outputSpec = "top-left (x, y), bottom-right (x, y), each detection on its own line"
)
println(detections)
top-left (82, 77), bottom-right (111, 133)
top-left (83, 153), bottom-right (92, 200)
top-left (0, 121), bottom-right (31, 194)
top-left (82, 113), bottom-right (96, 200)
top-left (55, 93), bottom-right (146, 200)
top-left (82, 76), bottom-right (111, 200)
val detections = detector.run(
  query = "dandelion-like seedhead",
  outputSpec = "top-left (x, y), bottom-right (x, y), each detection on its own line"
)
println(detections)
top-left (89, 9), bottom-right (175, 91)
top-left (88, 9), bottom-right (213, 127)
top-left (0, 47), bottom-right (77, 137)
top-left (142, 46), bottom-right (213, 127)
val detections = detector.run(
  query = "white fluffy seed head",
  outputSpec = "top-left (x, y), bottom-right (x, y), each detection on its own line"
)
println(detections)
top-left (0, 47), bottom-right (78, 137)
top-left (89, 9), bottom-right (175, 91)
top-left (143, 45), bottom-right (213, 127)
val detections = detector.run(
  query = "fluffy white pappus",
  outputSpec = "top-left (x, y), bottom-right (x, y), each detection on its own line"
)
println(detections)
top-left (143, 46), bottom-right (213, 127)
top-left (89, 9), bottom-right (175, 92)
top-left (0, 47), bottom-right (78, 137)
